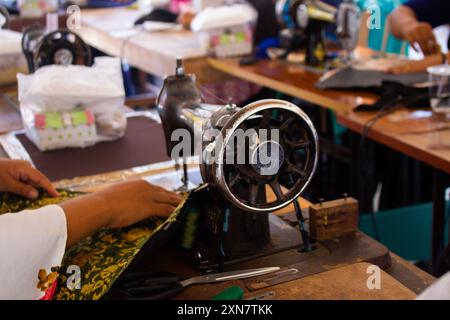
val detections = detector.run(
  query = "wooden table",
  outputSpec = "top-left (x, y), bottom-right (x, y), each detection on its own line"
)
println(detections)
top-left (78, 7), bottom-right (232, 84)
top-left (337, 110), bottom-right (450, 176)
top-left (337, 109), bottom-right (450, 266)
top-left (129, 243), bottom-right (434, 300)
top-left (209, 56), bottom-right (450, 270)
top-left (208, 57), bottom-right (378, 113)
top-left (56, 162), bottom-right (435, 299)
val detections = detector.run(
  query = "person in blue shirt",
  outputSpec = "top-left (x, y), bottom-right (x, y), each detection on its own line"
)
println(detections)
top-left (388, 0), bottom-right (450, 56)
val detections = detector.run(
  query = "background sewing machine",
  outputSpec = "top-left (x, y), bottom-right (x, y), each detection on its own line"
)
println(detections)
top-left (21, 25), bottom-right (92, 72)
top-left (275, 0), bottom-right (361, 67)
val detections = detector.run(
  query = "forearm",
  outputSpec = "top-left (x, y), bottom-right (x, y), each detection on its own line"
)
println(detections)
top-left (60, 193), bottom-right (113, 248)
top-left (389, 6), bottom-right (418, 40)
top-left (59, 180), bottom-right (181, 248)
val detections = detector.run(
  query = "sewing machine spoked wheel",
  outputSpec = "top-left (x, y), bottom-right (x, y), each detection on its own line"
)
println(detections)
top-left (214, 99), bottom-right (318, 213)
top-left (35, 30), bottom-right (93, 69)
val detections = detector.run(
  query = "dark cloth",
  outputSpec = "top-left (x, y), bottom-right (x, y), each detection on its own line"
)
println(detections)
top-left (134, 8), bottom-right (178, 25)
top-left (405, 0), bottom-right (450, 28)
top-left (355, 81), bottom-right (430, 112)
top-left (316, 67), bottom-right (428, 90)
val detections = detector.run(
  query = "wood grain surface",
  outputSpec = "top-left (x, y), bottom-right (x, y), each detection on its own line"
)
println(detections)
top-left (245, 262), bottom-right (416, 300)
top-left (208, 57), bottom-right (378, 113)
top-left (336, 109), bottom-right (450, 175)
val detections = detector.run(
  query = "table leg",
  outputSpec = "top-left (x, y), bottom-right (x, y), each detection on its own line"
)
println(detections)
top-left (432, 169), bottom-right (450, 274)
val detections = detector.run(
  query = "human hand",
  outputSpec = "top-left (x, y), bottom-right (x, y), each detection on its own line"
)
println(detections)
top-left (387, 54), bottom-right (443, 75)
top-left (94, 180), bottom-right (183, 229)
top-left (403, 22), bottom-right (440, 55)
top-left (177, 10), bottom-right (195, 29)
top-left (0, 159), bottom-right (59, 199)
top-left (61, 179), bottom-right (183, 247)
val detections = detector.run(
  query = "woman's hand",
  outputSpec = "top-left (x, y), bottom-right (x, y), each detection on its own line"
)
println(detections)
top-left (0, 159), bottom-right (59, 199)
top-left (177, 10), bottom-right (195, 30)
top-left (387, 53), bottom-right (445, 75)
top-left (60, 180), bottom-right (182, 247)
top-left (388, 6), bottom-right (439, 56)
top-left (95, 179), bottom-right (182, 228)
top-left (402, 22), bottom-right (440, 55)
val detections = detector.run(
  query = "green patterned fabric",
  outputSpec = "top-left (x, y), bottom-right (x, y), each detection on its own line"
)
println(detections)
top-left (0, 189), bottom-right (187, 300)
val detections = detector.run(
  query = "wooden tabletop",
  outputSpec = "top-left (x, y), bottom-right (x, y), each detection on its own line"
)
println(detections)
top-left (64, 163), bottom-right (434, 299)
top-left (131, 238), bottom-right (434, 299)
top-left (208, 57), bottom-right (378, 113)
top-left (174, 262), bottom-right (419, 300)
top-left (78, 7), bottom-right (231, 84)
top-left (337, 109), bottom-right (450, 175)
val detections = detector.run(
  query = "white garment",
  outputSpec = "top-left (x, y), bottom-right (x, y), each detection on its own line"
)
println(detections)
top-left (417, 271), bottom-right (450, 300)
top-left (0, 205), bottom-right (67, 300)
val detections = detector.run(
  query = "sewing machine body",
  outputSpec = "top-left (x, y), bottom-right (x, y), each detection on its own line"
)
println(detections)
top-left (276, 0), bottom-right (361, 66)
top-left (157, 61), bottom-right (319, 268)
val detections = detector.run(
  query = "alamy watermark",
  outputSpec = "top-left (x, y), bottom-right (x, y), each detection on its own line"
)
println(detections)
top-left (366, 264), bottom-right (381, 290)
top-left (170, 125), bottom-right (284, 176)
top-left (66, 5), bottom-right (81, 31)
top-left (64, 4), bottom-right (384, 32)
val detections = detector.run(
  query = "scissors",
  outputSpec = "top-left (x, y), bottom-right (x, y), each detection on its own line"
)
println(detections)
top-left (114, 267), bottom-right (280, 300)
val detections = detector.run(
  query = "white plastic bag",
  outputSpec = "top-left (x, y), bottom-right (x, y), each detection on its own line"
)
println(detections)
top-left (17, 57), bottom-right (127, 151)
top-left (190, 4), bottom-right (257, 58)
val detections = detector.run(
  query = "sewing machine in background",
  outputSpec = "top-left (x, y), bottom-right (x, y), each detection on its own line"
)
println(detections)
top-left (275, 0), bottom-right (361, 67)
top-left (21, 25), bottom-right (92, 72)
top-left (156, 60), bottom-right (364, 270)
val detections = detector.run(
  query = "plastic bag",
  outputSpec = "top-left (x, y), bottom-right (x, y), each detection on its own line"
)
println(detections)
top-left (190, 4), bottom-right (257, 58)
top-left (17, 57), bottom-right (127, 151)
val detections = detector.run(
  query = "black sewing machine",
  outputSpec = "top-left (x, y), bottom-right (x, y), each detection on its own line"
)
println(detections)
top-left (275, 0), bottom-right (361, 66)
top-left (157, 60), bottom-right (319, 269)
top-left (21, 26), bottom-right (92, 73)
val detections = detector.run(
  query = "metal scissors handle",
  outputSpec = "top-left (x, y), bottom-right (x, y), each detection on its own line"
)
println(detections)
top-left (115, 267), bottom-right (280, 300)
top-left (114, 271), bottom-right (184, 300)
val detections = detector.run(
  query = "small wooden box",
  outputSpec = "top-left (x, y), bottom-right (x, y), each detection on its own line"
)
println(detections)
top-left (309, 197), bottom-right (359, 241)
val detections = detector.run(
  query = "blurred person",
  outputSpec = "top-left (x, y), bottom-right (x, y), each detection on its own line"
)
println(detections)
top-left (387, 0), bottom-right (450, 74)
top-left (388, 0), bottom-right (450, 56)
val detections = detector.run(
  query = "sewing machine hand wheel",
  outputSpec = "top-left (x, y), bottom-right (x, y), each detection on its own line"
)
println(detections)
top-left (22, 28), bottom-right (93, 72)
top-left (209, 99), bottom-right (319, 213)
top-left (35, 29), bottom-right (92, 69)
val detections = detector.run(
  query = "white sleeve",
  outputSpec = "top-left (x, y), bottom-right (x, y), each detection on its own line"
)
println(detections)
top-left (0, 205), bottom-right (67, 300)
top-left (417, 271), bottom-right (450, 300)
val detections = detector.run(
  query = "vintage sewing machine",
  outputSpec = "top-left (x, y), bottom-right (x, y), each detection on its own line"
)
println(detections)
top-left (157, 60), bottom-right (320, 269)
top-left (275, 0), bottom-right (361, 66)
top-left (21, 26), bottom-right (92, 72)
